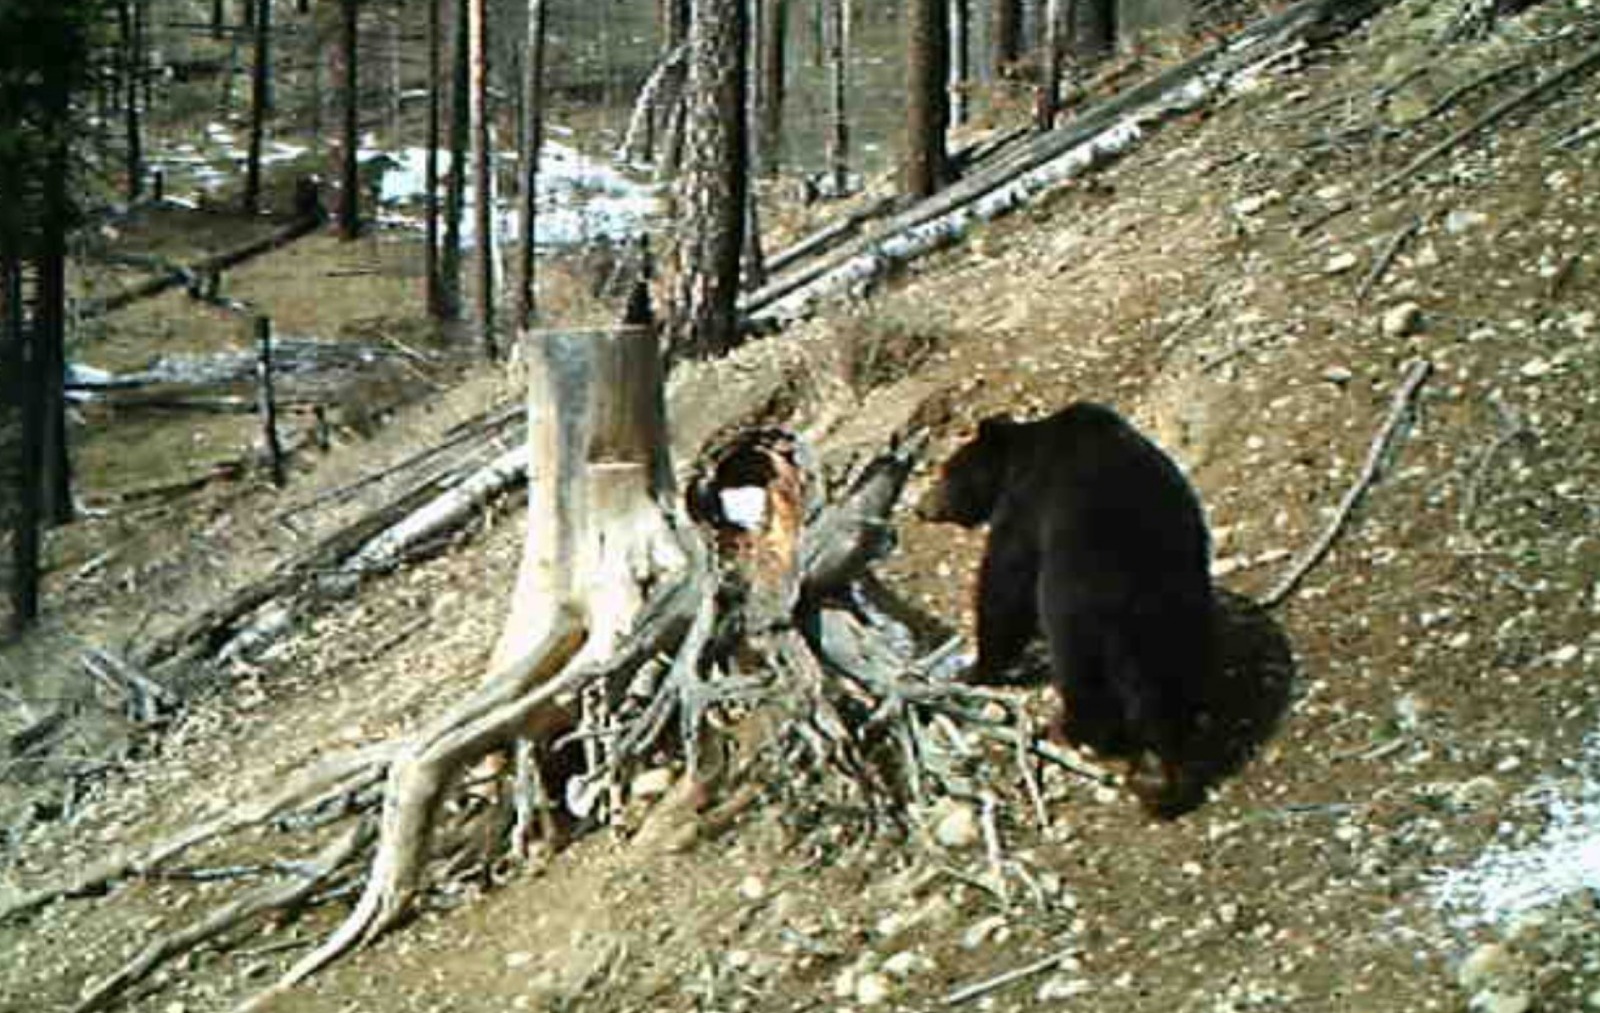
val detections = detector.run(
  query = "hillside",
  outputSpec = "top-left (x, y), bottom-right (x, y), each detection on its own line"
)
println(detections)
top-left (4, 0), bottom-right (1600, 1011)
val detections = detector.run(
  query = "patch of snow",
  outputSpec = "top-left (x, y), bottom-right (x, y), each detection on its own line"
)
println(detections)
top-left (718, 487), bottom-right (767, 530)
top-left (1428, 729), bottom-right (1600, 929)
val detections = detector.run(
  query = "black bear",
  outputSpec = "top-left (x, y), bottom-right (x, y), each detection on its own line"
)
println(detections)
top-left (917, 402), bottom-right (1215, 817)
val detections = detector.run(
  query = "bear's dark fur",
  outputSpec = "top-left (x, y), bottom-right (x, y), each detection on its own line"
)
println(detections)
top-left (917, 403), bottom-right (1215, 817)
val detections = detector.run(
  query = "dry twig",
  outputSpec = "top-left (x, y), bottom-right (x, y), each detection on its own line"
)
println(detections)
top-left (1262, 360), bottom-right (1433, 607)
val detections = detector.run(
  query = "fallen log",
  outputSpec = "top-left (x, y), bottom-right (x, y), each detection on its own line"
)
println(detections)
top-left (741, 0), bottom-right (1388, 328)
top-left (80, 214), bottom-right (322, 318)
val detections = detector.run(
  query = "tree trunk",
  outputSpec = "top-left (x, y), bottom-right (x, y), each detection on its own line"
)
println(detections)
top-left (950, 0), bottom-right (970, 127)
top-left (425, 0), bottom-right (443, 316)
top-left (516, 0), bottom-right (548, 330)
top-left (469, 0), bottom-right (495, 358)
top-left (667, 0), bottom-right (749, 361)
top-left (993, 0), bottom-right (1021, 76)
top-left (338, 0), bottom-right (361, 240)
top-left (38, 70), bottom-right (73, 528)
top-left (1072, 0), bottom-right (1116, 62)
top-left (824, 0), bottom-right (849, 194)
top-left (759, 0), bottom-right (786, 176)
top-left (213, 0), bottom-right (226, 37)
top-left (244, 0), bottom-right (273, 213)
top-left (3, 256), bottom-right (40, 633)
top-left (441, 0), bottom-right (469, 319)
top-left (1039, 0), bottom-right (1062, 130)
top-left (905, 0), bottom-right (950, 198)
top-left (119, 0), bottom-right (144, 201)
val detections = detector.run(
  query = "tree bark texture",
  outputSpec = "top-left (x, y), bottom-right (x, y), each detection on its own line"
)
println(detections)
top-left (668, 0), bottom-right (749, 361)
top-left (244, 0), bottom-right (273, 213)
top-left (425, 0), bottom-right (443, 316)
top-left (338, 0), bottom-right (360, 240)
top-left (470, 0), bottom-right (495, 358)
top-left (905, 0), bottom-right (951, 198)
top-left (950, 0), bottom-right (970, 127)
top-left (993, 0), bottom-right (1021, 75)
top-left (758, 0), bottom-right (786, 176)
top-left (516, 0), bottom-right (547, 330)
top-left (1039, 0), bottom-right (1062, 129)
top-left (825, 0), bottom-right (849, 194)
top-left (1073, 0), bottom-right (1116, 62)
top-left (441, 0), bottom-right (470, 318)
top-left (118, 0), bottom-right (144, 201)
top-left (3, 256), bottom-right (40, 632)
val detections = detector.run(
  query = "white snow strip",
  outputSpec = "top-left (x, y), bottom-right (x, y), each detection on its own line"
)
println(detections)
top-left (1428, 729), bottom-right (1600, 929)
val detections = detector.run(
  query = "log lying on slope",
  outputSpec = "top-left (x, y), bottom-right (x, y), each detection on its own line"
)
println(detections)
top-left (741, 0), bottom-right (1388, 329)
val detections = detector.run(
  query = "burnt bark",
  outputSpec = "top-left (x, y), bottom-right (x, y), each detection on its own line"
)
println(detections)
top-left (667, 0), bottom-right (749, 361)
top-left (338, 0), bottom-right (361, 240)
top-left (425, 0), bottom-right (443, 316)
top-left (994, 0), bottom-right (1021, 75)
top-left (441, 0), bottom-right (469, 318)
top-left (470, 0), bottom-right (495, 357)
top-left (758, 0), bottom-right (787, 176)
top-left (516, 0), bottom-right (548, 329)
top-left (243, 0), bottom-right (273, 213)
top-left (905, 0), bottom-right (951, 197)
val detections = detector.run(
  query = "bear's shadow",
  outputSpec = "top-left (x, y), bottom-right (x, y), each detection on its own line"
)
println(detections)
top-left (1188, 588), bottom-right (1297, 795)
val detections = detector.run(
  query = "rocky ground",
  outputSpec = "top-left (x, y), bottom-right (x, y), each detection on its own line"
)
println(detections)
top-left (4, 0), bottom-right (1600, 1010)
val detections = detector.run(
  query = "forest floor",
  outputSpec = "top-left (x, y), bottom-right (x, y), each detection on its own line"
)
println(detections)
top-left (5, 0), bottom-right (1600, 1011)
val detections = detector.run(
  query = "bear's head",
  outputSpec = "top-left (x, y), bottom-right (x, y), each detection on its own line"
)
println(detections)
top-left (915, 414), bottom-right (1015, 527)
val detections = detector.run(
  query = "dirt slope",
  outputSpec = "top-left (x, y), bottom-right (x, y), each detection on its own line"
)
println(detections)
top-left (5, 1), bottom-right (1600, 1011)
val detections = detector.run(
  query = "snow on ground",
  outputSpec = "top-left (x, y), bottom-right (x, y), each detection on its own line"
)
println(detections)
top-left (1428, 728), bottom-right (1600, 930)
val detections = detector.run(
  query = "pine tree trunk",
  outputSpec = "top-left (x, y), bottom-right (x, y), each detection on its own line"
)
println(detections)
top-left (905, 0), bottom-right (950, 198)
top-left (1072, 0), bottom-right (1116, 62)
top-left (470, 0), bottom-right (495, 358)
top-left (516, 0), bottom-right (548, 330)
top-left (119, 0), bottom-right (144, 201)
top-left (425, 0), bottom-right (443, 317)
top-left (2, 256), bottom-right (39, 632)
top-left (338, 0), bottom-right (361, 240)
top-left (441, 0), bottom-right (469, 318)
top-left (38, 133), bottom-right (73, 527)
top-left (950, 0), bottom-right (970, 127)
top-left (1039, 0), bottom-right (1062, 130)
top-left (667, 0), bottom-right (749, 361)
top-left (758, 0), bottom-right (786, 176)
top-left (213, 0), bottom-right (226, 38)
top-left (825, 0), bottom-right (849, 194)
top-left (244, 0), bottom-right (273, 213)
top-left (993, 0), bottom-right (1021, 76)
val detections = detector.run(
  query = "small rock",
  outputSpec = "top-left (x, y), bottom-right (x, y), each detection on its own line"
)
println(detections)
top-left (932, 802), bottom-right (981, 850)
top-left (1382, 302), bottom-right (1424, 338)
top-left (1445, 209), bottom-right (1488, 234)
top-left (882, 951), bottom-right (930, 978)
top-left (961, 914), bottom-right (1009, 950)
top-left (834, 967), bottom-right (859, 999)
top-left (1038, 976), bottom-right (1091, 1001)
top-left (1470, 988), bottom-right (1532, 1013)
top-left (737, 875), bottom-right (767, 902)
top-left (505, 951), bottom-right (535, 969)
top-left (1520, 358), bottom-right (1553, 379)
top-left (1322, 365), bottom-right (1354, 385)
top-left (1458, 943), bottom-right (1516, 991)
top-left (855, 972), bottom-right (892, 1006)
top-left (1324, 251), bottom-right (1359, 275)
top-left (630, 767), bottom-right (674, 799)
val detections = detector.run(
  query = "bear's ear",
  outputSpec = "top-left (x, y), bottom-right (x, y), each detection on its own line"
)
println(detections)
top-left (976, 414), bottom-right (1016, 441)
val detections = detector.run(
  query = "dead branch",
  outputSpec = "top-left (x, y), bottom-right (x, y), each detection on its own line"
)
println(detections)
top-left (1261, 360), bottom-right (1432, 607)
top-left (1377, 40), bottom-right (1600, 192)
top-left (1554, 117), bottom-right (1600, 150)
top-left (1420, 57), bottom-right (1530, 121)
top-left (73, 820), bottom-right (375, 1013)
top-left (1458, 391), bottom-right (1535, 531)
top-left (944, 944), bottom-right (1078, 1005)
top-left (1355, 215), bottom-right (1422, 301)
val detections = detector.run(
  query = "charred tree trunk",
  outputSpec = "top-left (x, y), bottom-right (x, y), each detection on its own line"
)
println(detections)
top-left (243, 0), bottom-right (273, 213)
top-left (905, 0), bottom-right (951, 197)
top-left (38, 80), bottom-right (73, 528)
top-left (118, 0), bottom-right (144, 201)
top-left (213, 0), bottom-right (226, 37)
top-left (425, 0), bottom-right (444, 316)
top-left (667, 0), bottom-right (749, 361)
top-left (950, 0), bottom-right (970, 127)
top-left (469, 0), bottom-right (495, 358)
top-left (515, 0), bottom-right (548, 330)
top-left (758, 0), bottom-right (787, 176)
top-left (1039, 0), bottom-right (1062, 130)
top-left (3, 256), bottom-right (40, 633)
top-left (824, 0), bottom-right (849, 194)
top-left (338, 0), bottom-right (361, 240)
top-left (1072, 0), bottom-right (1116, 63)
top-left (441, 0), bottom-right (470, 319)
top-left (994, 0), bottom-right (1021, 76)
